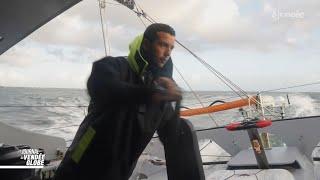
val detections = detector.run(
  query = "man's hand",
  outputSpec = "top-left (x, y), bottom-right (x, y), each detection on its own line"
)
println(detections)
top-left (152, 77), bottom-right (182, 103)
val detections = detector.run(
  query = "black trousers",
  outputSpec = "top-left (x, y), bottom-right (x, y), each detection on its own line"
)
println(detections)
top-left (54, 104), bottom-right (204, 180)
top-left (158, 113), bottom-right (205, 180)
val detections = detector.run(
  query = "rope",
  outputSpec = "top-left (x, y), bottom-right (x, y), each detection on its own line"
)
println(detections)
top-left (98, 0), bottom-right (108, 56)
top-left (135, 7), bottom-right (147, 28)
top-left (261, 81), bottom-right (320, 93)
top-left (104, 4), bottom-right (111, 55)
top-left (172, 39), bottom-right (278, 119)
top-left (137, 14), bottom-right (147, 27)
top-left (183, 81), bottom-right (320, 108)
top-left (174, 65), bottom-right (218, 126)
top-left (200, 139), bottom-right (212, 151)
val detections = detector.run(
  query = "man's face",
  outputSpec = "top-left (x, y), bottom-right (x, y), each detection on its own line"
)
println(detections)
top-left (150, 32), bottom-right (175, 68)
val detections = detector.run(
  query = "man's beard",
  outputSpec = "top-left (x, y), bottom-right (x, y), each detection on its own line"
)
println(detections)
top-left (141, 48), bottom-right (170, 79)
top-left (160, 56), bottom-right (170, 67)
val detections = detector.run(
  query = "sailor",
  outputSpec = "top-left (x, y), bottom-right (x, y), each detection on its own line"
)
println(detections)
top-left (54, 23), bottom-right (189, 180)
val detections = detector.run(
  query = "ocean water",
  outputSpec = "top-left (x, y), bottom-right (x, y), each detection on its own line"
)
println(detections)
top-left (0, 87), bottom-right (320, 145)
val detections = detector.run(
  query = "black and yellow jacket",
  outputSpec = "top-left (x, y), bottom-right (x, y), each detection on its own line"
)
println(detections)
top-left (54, 35), bottom-right (174, 180)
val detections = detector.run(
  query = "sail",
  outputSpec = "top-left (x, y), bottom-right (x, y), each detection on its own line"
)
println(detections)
top-left (0, 0), bottom-right (81, 55)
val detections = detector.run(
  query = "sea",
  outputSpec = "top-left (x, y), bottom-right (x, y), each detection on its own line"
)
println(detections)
top-left (0, 87), bottom-right (320, 146)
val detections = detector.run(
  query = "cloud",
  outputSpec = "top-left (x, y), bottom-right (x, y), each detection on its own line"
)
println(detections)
top-left (1, 0), bottom-right (319, 90)
top-left (26, 0), bottom-right (143, 53)
top-left (0, 61), bottom-right (92, 88)
top-left (12, 0), bottom-right (319, 53)
top-left (0, 41), bottom-right (53, 67)
top-left (0, 39), bottom-right (105, 67)
top-left (0, 68), bottom-right (27, 86)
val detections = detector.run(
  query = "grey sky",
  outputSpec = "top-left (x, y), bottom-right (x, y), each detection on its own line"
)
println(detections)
top-left (0, 0), bottom-right (319, 92)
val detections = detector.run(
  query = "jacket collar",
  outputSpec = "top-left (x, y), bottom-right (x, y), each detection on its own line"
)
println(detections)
top-left (127, 35), bottom-right (149, 76)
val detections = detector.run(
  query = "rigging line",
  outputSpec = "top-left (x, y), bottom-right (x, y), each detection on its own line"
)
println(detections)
top-left (177, 43), bottom-right (261, 112)
top-left (138, 11), bottom-right (268, 116)
top-left (131, 1), bottom-right (146, 18)
top-left (174, 65), bottom-right (218, 126)
top-left (104, 2), bottom-right (111, 54)
top-left (200, 139), bottom-right (212, 151)
top-left (177, 46), bottom-right (272, 118)
top-left (258, 81), bottom-right (320, 118)
top-left (138, 16), bottom-right (246, 100)
top-left (176, 40), bottom-right (249, 99)
top-left (134, 0), bottom-right (143, 13)
top-left (140, 13), bottom-right (271, 115)
top-left (134, 1), bottom-right (156, 25)
top-left (144, 12), bottom-right (157, 23)
top-left (136, 10), bottom-right (249, 99)
top-left (132, 2), bottom-right (150, 31)
top-left (98, 0), bottom-right (108, 56)
top-left (261, 81), bottom-right (320, 93)
top-left (140, 19), bottom-right (278, 120)
top-left (173, 41), bottom-right (280, 119)
top-left (131, 3), bottom-right (280, 119)
top-left (185, 80), bottom-right (320, 107)
top-left (136, 10), bottom-right (249, 100)
top-left (138, 16), bottom-right (147, 27)
top-left (173, 40), bottom-right (283, 120)
top-left (135, 0), bottom-right (158, 25)
top-left (174, 40), bottom-right (247, 99)
top-left (143, 14), bottom-right (155, 25)
top-left (136, 9), bottom-right (148, 28)
top-left (134, 0), bottom-right (147, 17)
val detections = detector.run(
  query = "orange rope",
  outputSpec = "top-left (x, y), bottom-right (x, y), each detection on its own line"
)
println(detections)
top-left (180, 96), bottom-right (257, 117)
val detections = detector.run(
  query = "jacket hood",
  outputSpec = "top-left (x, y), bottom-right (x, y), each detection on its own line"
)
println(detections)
top-left (127, 35), bottom-right (149, 76)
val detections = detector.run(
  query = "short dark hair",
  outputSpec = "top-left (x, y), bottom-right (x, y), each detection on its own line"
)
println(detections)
top-left (143, 23), bottom-right (175, 43)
